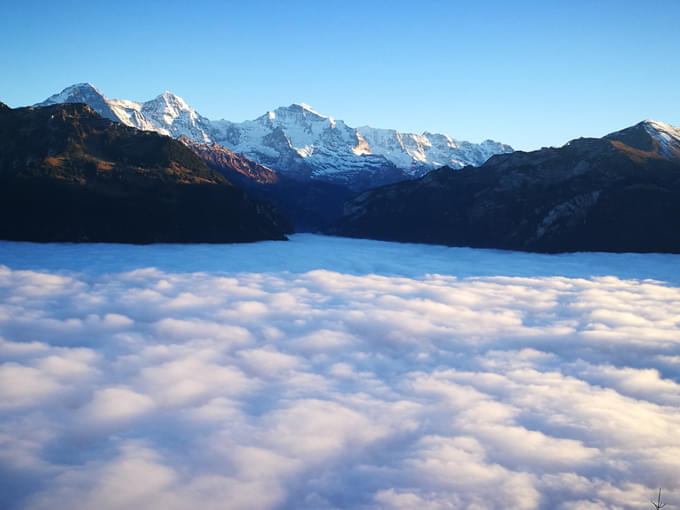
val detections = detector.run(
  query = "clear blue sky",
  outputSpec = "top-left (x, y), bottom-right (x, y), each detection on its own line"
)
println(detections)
top-left (1, 0), bottom-right (678, 151)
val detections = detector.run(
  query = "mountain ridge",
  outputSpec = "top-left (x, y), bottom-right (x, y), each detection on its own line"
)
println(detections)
top-left (36, 83), bottom-right (513, 190)
top-left (330, 119), bottom-right (680, 253)
top-left (0, 102), bottom-right (290, 243)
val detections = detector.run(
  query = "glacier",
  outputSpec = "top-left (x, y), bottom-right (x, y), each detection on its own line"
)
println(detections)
top-left (1, 234), bottom-right (679, 510)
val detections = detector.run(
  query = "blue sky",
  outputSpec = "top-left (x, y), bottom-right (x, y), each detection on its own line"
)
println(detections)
top-left (1, 0), bottom-right (678, 150)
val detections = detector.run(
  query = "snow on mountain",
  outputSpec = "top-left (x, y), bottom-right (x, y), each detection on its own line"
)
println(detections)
top-left (105, 90), bottom-right (213, 143)
top-left (36, 84), bottom-right (213, 143)
top-left (209, 104), bottom-right (403, 186)
top-left (210, 104), bottom-right (513, 181)
top-left (642, 119), bottom-right (680, 158)
top-left (603, 119), bottom-right (680, 161)
top-left (138, 91), bottom-right (213, 142)
top-left (36, 84), bottom-right (514, 187)
top-left (357, 126), bottom-right (513, 171)
top-left (36, 83), bottom-right (120, 122)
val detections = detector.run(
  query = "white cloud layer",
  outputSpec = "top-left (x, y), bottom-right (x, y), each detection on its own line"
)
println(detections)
top-left (0, 235), bottom-right (679, 509)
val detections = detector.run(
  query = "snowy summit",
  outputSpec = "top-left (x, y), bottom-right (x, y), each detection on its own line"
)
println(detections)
top-left (35, 84), bottom-right (513, 187)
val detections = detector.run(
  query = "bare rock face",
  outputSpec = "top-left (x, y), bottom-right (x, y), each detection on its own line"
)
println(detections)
top-left (178, 135), bottom-right (280, 185)
top-left (331, 121), bottom-right (680, 254)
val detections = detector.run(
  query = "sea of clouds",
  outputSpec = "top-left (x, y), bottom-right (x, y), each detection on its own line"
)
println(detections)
top-left (1, 234), bottom-right (679, 509)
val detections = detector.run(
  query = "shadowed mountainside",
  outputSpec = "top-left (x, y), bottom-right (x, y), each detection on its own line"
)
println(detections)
top-left (0, 102), bottom-right (290, 243)
top-left (179, 136), bottom-right (353, 232)
top-left (330, 120), bottom-right (680, 253)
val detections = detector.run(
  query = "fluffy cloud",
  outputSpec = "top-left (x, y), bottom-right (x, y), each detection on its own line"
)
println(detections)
top-left (0, 236), bottom-right (679, 509)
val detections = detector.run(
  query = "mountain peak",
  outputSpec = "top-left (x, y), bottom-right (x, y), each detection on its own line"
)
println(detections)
top-left (262, 103), bottom-right (328, 123)
top-left (605, 119), bottom-right (680, 158)
top-left (286, 103), bottom-right (326, 117)
top-left (34, 83), bottom-right (515, 188)
top-left (61, 82), bottom-right (99, 93)
top-left (641, 119), bottom-right (680, 158)
top-left (73, 82), bottom-right (97, 90)
top-left (641, 119), bottom-right (680, 136)
top-left (151, 90), bottom-right (190, 109)
top-left (159, 90), bottom-right (180, 100)
top-left (35, 83), bottom-right (121, 121)
top-left (38, 82), bottom-right (106, 106)
top-left (295, 102), bottom-right (319, 113)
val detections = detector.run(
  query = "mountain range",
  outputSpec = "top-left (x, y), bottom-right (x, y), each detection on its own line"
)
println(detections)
top-left (0, 101), bottom-right (289, 243)
top-left (7, 84), bottom-right (680, 253)
top-left (331, 119), bottom-right (680, 253)
top-left (37, 83), bottom-right (513, 189)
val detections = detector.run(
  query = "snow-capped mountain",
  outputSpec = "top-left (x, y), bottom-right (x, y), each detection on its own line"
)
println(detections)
top-left (357, 126), bottom-right (511, 172)
top-left (37, 83), bottom-right (121, 123)
top-left (36, 83), bottom-right (513, 189)
top-left (604, 119), bottom-right (680, 159)
top-left (37, 83), bottom-right (213, 143)
top-left (209, 103), bottom-right (408, 188)
top-left (645, 120), bottom-right (680, 158)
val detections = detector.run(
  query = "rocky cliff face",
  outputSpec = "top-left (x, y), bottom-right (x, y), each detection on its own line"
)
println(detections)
top-left (178, 135), bottom-right (280, 184)
top-left (0, 102), bottom-right (290, 243)
top-left (36, 84), bottom-right (513, 190)
top-left (331, 120), bottom-right (680, 253)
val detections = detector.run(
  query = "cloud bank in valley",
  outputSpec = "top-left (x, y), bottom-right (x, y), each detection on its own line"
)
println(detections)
top-left (0, 238), bottom-right (679, 509)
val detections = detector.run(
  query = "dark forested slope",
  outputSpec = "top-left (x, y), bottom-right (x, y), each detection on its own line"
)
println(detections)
top-left (0, 102), bottom-right (290, 243)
